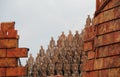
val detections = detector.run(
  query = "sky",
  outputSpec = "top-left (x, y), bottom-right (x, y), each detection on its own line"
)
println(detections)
top-left (0, 0), bottom-right (96, 65)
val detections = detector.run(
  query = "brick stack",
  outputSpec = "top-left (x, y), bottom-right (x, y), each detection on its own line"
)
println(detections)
top-left (0, 22), bottom-right (29, 77)
top-left (82, 0), bottom-right (120, 77)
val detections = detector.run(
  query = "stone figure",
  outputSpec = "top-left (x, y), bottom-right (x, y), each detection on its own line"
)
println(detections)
top-left (85, 15), bottom-right (92, 27)
top-left (39, 46), bottom-right (45, 57)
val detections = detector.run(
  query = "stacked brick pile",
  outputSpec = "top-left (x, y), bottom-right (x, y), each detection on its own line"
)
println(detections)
top-left (82, 0), bottom-right (120, 77)
top-left (0, 22), bottom-right (29, 77)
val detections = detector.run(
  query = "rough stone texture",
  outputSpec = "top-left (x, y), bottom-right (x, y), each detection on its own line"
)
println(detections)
top-left (0, 22), bottom-right (29, 77)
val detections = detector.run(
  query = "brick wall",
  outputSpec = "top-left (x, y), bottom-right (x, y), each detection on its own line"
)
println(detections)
top-left (82, 0), bottom-right (120, 77)
top-left (0, 22), bottom-right (29, 77)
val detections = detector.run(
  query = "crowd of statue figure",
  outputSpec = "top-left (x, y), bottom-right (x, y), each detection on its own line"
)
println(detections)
top-left (25, 15), bottom-right (93, 77)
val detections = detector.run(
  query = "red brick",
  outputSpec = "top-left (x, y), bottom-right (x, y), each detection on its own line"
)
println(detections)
top-left (0, 39), bottom-right (18, 48)
top-left (108, 68), bottom-right (120, 77)
top-left (94, 58), bottom-right (103, 70)
top-left (99, 70), bottom-right (108, 77)
top-left (112, 56), bottom-right (120, 67)
top-left (103, 33), bottom-right (114, 45)
top-left (108, 44), bottom-right (120, 56)
top-left (98, 46), bottom-right (108, 57)
top-left (114, 31), bottom-right (120, 43)
top-left (87, 51), bottom-right (95, 60)
top-left (89, 71), bottom-right (99, 77)
top-left (94, 36), bottom-right (103, 47)
top-left (114, 6), bottom-right (120, 19)
top-left (0, 68), bottom-right (6, 76)
top-left (7, 48), bottom-right (28, 57)
top-left (1, 22), bottom-right (15, 35)
top-left (0, 58), bottom-right (18, 67)
top-left (0, 49), bottom-right (6, 57)
top-left (7, 29), bottom-right (19, 38)
top-left (84, 42), bottom-right (93, 51)
top-left (103, 57), bottom-right (110, 69)
top-left (6, 67), bottom-right (26, 76)
top-left (82, 72), bottom-right (89, 77)
top-left (84, 60), bottom-right (94, 71)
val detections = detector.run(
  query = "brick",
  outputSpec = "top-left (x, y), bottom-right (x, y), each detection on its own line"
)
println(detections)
top-left (108, 44), bottom-right (120, 56)
top-left (94, 36), bottom-right (103, 47)
top-left (103, 33), bottom-right (113, 45)
top-left (7, 29), bottom-right (19, 38)
top-left (87, 51), bottom-right (95, 60)
top-left (98, 46), bottom-right (108, 57)
top-left (84, 60), bottom-right (94, 71)
top-left (0, 49), bottom-right (6, 57)
top-left (103, 57), bottom-right (110, 68)
top-left (112, 56), bottom-right (120, 67)
top-left (84, 42), bottom-right (93, 51)
top-left (0, 68), bottom-right (6, 76)
top-left (99, 70), bottom-right (108, 77)
top-left (1, 22), bottom-right (15, 35)
top-left (0, 39), bottom-right (18, 48)
top-left (94, 58), bottom-right (103, 70)
top-left (7, 48), bottom-right (28, 57)
top-left (82, 72), bottom-right (89, 77)
top-left (89, 71), bottom-right (99, 77)
top-left (114, 6), bottom-right (120, 19)
top-left (6, 67), bottom-right (26, 76)
top-left (108, 68), bottom-right (120, 77)
top-left (0, 58), bottom-right (18, 67)
top-left (114, 31), bottom-right (120, 43)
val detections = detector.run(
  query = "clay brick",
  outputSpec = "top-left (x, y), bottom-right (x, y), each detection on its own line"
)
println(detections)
top-left (7, 48), bottom-right (28, 57)
top-left (99, 70), bottom-right (108, 77)
top-left (103, 33), bottom-right (113, 45)
top-left (108, 44), bottom-right (120, 56)
top-left (94, 58), bottom-right (103, 70)
top-left (84, 60), bottom-right (94, 71)
top-left (7, 29), bottom-right (19, 38)
top-left (0, 49), bottom-right (6, 57)
top-left (103, 57), bottom-right (110, 68)
top-left (84, 42), bottom-right (93, 51)
top-left (89, 71), bottom-right (99, 77)
top-left (0, 39), bottom-right (18, 48)
top-left (6, 67), bottom-right (26, 76)
top-left (82, 72), bottom-right (89, 77)
top-left (87, 51), bottom-right (95, 60)
top-left (0, 58), bottom-right (18, 67)
top-left (1, 22), bottom-right (15, 35)
top-left (108, 68), bottom-right (120, 77)
top-left (114, 6), bottom-right (120, 19)
top-left (94, 36), bottom-right (103, 47)
top-left (98, 46), bottom-right (108, 57)
top-left (112, 56), bottom-right (120, 67)
top-left (114, 31), bottom-right (120, 43)
top-left (0, 68), bottom-right (6, 76)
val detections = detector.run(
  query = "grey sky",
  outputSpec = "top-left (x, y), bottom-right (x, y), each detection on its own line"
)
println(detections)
top-left (0, 0), bottom-right (96, 65)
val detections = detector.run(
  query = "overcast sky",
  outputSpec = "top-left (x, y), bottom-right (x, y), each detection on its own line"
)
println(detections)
top-left (0, 0), bottom-right (96, 65)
